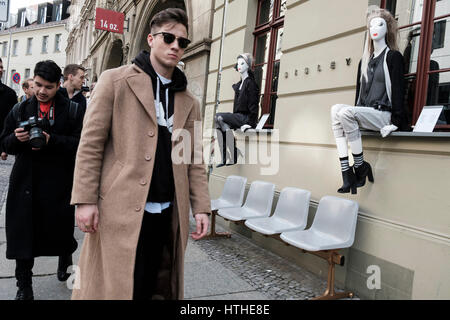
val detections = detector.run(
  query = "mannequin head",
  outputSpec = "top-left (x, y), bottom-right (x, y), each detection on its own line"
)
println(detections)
top-left (361, 6), bottom-right (399, 81)
top-left (366, 7), bottom-right (398, 52)
top-left (369, 17), bottom-right (388, 42)
top-left (235, 53), bottom-right (253, 73)
top-left (236, 57), bottom-right (249, 74)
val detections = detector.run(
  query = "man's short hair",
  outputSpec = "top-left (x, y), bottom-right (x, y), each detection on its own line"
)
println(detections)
top-left (150, 8), bottom-right (189, 35)
top-left (63, 64), bottom-right (86, 81)
top-left (34, 60), bottom-right (62, 84)
top-left (22, 78), bottom-right (33, 89)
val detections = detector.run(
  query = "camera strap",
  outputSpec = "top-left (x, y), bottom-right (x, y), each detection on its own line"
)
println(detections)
top-left (38, 101), bottom-right (55, 126)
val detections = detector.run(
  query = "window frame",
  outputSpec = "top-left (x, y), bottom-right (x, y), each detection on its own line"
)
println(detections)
top-left (42, 35), bottom-right (49, 54)
top-left (253, 0), bottom-right (285, 128)
top-left (12, 40), bottom-right (18, 56)
top-left (26, 38), bottom-right (33, 55)
top-left (381, 0), bottom-right (450, 131)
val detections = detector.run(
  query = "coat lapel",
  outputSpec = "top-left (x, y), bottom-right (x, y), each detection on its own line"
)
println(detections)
top-left (173, 92), bottom-right (194, 132)
top-left (125, 71), bottom-right (157, 126)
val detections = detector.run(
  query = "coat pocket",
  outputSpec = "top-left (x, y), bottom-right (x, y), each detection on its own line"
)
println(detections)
top-left (99, 160), bottom-right (124, 199)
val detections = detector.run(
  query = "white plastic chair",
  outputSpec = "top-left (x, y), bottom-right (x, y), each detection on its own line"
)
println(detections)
top-left (244, 187), bottom-right (311, 235)
top-left (206, 175), bottom-right (247, 239)
top-left (280, 196), bottom-right (359, 251)
top-left (211, 175), bottom-right (247, 211)
top-left (218, 180), bottom-right (275, 222)
top-left (279, 195), bottom-right (358, 300)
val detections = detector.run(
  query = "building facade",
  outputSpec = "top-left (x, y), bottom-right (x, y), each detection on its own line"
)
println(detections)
top-left (66, 0), bottom-right (215, 109)
top-left (206, 0), bottom-right (450, 300)
top-left (0, 1), bottom-right (69, 96)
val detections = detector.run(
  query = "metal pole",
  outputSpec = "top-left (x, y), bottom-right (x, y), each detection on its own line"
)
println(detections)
top-left (207, 0), bottom-right (228, 180)
top-left (5, 27), bottom-right (12, 87)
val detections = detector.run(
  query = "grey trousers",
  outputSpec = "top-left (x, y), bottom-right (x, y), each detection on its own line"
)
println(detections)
top-left (331, 104), bottom-right (391, 141)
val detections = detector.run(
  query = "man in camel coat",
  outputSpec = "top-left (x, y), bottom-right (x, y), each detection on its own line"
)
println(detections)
top-left (70, 8), bottom-right (210, 300)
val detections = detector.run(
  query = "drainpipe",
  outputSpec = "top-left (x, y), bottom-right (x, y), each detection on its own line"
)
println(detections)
top-left (207, 0), bottom-right (228, 180)
top-left (5, 27), bottom-right (12, 88)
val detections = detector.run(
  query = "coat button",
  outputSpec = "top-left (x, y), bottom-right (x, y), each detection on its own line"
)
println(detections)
top-left (25, 190), bottom-right (30, 195)
top-left (145, 155), bottom-right (152, 161)
top-left (140, 179), bottom-right (147, 186)
top-left (148, 131), bottom-right (155, 137)
top-left (135, 206), bottom-right (141, 212)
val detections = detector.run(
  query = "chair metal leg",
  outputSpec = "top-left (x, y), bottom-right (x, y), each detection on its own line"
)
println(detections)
top-left (311, 250), bottom-right (354, 300)
top-left (202, 210), bottom-right (232, 240)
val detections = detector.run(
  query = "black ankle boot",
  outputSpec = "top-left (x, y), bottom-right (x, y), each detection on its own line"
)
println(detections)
top-left (216, 130), bottom-right (227, 168)
top-left (15, 286), bottom-right (34, 300)
top-left (354, 161), bottom-right (374, 187)
top-left (57, 255), bottom-right (72, 282)
top-left (338, 168), bottom-right (357, 194)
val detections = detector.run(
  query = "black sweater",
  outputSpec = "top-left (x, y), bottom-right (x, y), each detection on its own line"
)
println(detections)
top-left (132, 50), bottom-right (187, 203)
top-left (232, 73), bottom-right (259, 128)
top-left (356, 50), bottom-right (409, 131)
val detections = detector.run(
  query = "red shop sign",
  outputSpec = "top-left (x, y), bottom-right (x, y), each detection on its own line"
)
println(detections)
top-left (95, 8), bottom-right (124, 34)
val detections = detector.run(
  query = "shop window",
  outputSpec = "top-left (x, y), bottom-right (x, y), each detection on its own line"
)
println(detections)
top-left (382, 0), bottom-right (450, 131)
top-left (253, 0), bottom-right (286, 127)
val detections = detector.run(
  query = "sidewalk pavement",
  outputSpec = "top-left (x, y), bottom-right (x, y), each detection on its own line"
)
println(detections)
top-left (0, 158), bottom-right (352, 300)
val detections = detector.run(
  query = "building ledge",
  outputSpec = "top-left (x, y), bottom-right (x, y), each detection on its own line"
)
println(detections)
top-left (361, 130), bottom-right (450, 138)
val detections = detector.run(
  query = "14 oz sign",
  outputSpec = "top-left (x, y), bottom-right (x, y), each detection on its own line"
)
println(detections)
top-left (95, 7), bottom-right (124, 34)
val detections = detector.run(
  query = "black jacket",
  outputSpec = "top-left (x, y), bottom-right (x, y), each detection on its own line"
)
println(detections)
top-left (132, 50), bottom-right (188, 203)
top-left (0, 82), bottom-right (18, 152)
top-left (0, 91), bottom-right (86, 259)
top-left (232, 73), bottom-right (259, 128)
top-left (59, 87), bottom-right (87, 110)
top-left (356, 50), bottom-right (409, 131)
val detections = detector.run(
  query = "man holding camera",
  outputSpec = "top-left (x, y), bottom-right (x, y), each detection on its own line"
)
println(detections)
top-left (0, 60), bottom-right (86, 300)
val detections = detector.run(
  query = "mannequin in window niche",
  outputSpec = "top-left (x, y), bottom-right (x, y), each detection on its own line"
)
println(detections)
top-left (330, 7), bottom-right (408, 194)
top-left (215, 53), bottom-right (259, 168)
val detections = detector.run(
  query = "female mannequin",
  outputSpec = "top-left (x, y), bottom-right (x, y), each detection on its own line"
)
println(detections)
top-left (331, 7), bottom-right (407, 194)
top-left (215, 53), bottom-right (259, 167)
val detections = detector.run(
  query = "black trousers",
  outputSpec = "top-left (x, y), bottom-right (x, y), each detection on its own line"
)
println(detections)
top-left (15, 255), bottom-right (72, 289)
top-left (15, 259), bottom-right (35, 289)
top-left (133, 206), bottom-right (173, 300)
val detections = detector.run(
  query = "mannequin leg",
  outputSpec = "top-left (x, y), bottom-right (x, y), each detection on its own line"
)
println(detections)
top-left (216, 129), bottom-right (227, 167)
top-left (331, 104), bottom-right (356, 194)
top-left (339, 107), bottom-right (375, 188)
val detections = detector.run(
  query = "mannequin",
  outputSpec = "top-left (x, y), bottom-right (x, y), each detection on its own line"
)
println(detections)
top-left (215, 53), bottom-right (259, 167)
top-left (331, 7), bottom-right (407, 194)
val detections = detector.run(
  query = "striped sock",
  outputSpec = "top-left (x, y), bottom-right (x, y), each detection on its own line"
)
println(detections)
top-left (340, 157), bottom-right (350, 172)
top-left (353, 152), bottom-right (364, 168)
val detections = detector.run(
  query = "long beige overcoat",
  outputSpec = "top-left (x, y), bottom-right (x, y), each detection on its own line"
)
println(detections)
top-left (70, 64), bottom-right (211, 300)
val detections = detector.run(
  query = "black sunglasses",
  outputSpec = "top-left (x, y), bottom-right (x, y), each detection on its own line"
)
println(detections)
top-left (153, 32), bottom-right (191, 49)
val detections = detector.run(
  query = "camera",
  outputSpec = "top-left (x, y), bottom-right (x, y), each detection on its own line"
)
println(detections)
top-left (18, 116), bottom-right (47, 149)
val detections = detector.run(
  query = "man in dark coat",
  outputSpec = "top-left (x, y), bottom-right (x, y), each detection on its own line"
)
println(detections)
top-left (58, 64), bottom-right (87, 110)
top-left (0, 57), bottom-right (18, 160)
top-left (0, 60), bottom-right (86, 300)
